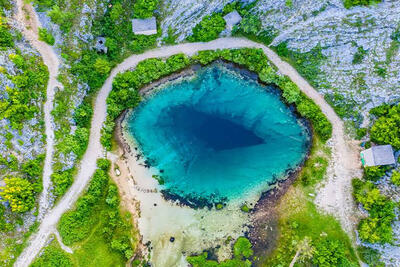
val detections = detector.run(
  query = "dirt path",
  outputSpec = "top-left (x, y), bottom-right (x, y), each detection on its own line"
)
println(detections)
top-left (13, 31), bottom-right (361, 266)
top-left (14, 0), bottom-right (62, 221)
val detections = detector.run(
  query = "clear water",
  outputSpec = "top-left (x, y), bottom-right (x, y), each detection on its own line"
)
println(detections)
top-left (127, 65), bottom-right (310, 203)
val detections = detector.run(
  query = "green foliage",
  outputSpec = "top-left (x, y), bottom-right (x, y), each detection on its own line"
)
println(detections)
top-left (38, 27), bottom-right (55, 45)
top-left (162, 26), bottom-right (178, 45)
top-left (343, 0), bottom-right (382, 9)
top-left (56, 126), bottom-right (89, 158)
top-left (0, 53), bottom-right (48, 130)
top-left (352, 46), bottom-right (367, 64)
top-left (187, 237), bottom-right (253, 266)
top-left (31, 242), bottom-right (73, 267)
top-left (357, 246), bottom-right (384, 267)
top-left (187, 13), bottom-right (226, 42)
top-left (240, 204), bottom-right (250, 213)
top-left (51, 168), bottom-right (74, 197)
top-left (94, 57), bottom-right (111, 75)
top-left (312, 238), bottom-right (348, 267)
top-left (352, 179), bottom-right (395, 243)
top-left (233, 237), bottom-right (253, 259)
top-left (356, 128), bottom-right (367, 140)
top-left (0, 177), bottom-right (36, 213)
top-left (48, 5), bottom-right (74, 33)
top-left (58, 165), bottom-right (109, 245)
top-left (364, 166), bottom-right (386, 182)
top-left (370, 103), bottom-right (400, 149)
top-left (0, 16), bottom-right (14, 49)
top-left (133, 0), bottom-right (158, 18)
top-left (391, 171), bottom-right (400, 186)
top-left (273, 42), bottom-right (326, 88)
top-left (21, 155), bottom-right (45, 181)
top-left (236, 15), bottom-right (261, 36)
top-left (58, 159), bottom-right (135, 263)
top-left (73, 100), bottom-right (93, 128)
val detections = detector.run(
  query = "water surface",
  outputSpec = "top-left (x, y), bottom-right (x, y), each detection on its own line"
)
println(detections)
top-left (127, 65), bottom-right (310, 203)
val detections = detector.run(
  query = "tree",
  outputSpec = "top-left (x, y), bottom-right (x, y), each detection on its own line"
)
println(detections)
top-left (94, 58), bottom-right (111, 75)
top-left (313, 239), bottom-right (347, 267)
top-left (0, 177), bottom-right (35, 213)
top-left (391, 171), bottom-right (400, 186)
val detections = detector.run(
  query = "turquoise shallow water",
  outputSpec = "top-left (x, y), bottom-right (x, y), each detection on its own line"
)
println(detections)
top-left (127, 65), bottom-right (310, 204)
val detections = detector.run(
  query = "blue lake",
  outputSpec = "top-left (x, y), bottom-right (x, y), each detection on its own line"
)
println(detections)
top-left (127, 65), bottom-right (310, 204)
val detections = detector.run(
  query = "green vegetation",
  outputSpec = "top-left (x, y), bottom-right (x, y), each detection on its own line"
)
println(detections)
top-left (215, 203), bottom-right (224, 210)
top-left (262, 137), bottom-right (357, 266)
top-left (58, 159), bottom-right (136, 264)
top-left (38, 27), bottom-right (55, 45)
top-left (352, 179), bottom-right (395, 243)
top-left (240, 204), bottom-right (250, 212)
top-left (364, 166), bottom-right (387, 182)
top-left (357, 246), bottom-right (384, 267)
top-left (133, 0), bottom-right (158, 18)
top-left (0, 53), bottom-right (48, 130)
top-left (0, 16), bottom-right (13, 49)
top-left (352, 46), bottom-right (367, 64)
top-left (31, 241), bottom-right (73, 267)
top-left (343, 0), bottom-right (382, 9)
top-left (187, 13), bottom-right (226, 42)
top-left (0, 177), bottom-right (36, 213)
top-left (51, 168), bottom-right (74, 197)
top-left (391, 170), bottom-right (400, 186)
top-left (187, 237), bottom-right (253, 266)
top-left (273, 42), bottom-right (326, 88)
top-left (370, 103), bottom-right (400, 149)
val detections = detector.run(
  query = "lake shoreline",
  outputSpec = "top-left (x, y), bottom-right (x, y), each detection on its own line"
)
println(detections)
top-left (112, 62), bottom-right (313, 264)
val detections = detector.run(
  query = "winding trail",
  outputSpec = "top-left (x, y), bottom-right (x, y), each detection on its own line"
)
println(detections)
top-left (14, 16), bottom-right (360, 267)
top-left (14, 1), bottom-right (61, 220)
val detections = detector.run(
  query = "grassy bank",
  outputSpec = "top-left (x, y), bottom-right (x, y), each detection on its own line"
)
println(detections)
top-left (261, 138), bottom-right (358, 266)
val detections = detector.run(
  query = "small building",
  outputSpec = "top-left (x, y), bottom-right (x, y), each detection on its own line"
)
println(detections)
top-left (132, 17), bottom-right (157, 35)
top-left (94, 37), bottom-right (107, 53)
top-left (360, 145), bottom-right (396, 167)
top-left (223, 10), bottom-right (242, 30)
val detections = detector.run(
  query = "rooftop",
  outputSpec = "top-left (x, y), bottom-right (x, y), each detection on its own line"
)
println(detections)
top-left (223, 10), bottom-right (242, 28)
top-left (361, 145), bottom-right (396, 166)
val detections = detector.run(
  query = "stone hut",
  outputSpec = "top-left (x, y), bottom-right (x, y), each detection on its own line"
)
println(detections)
top-left (95, 37), bottom-right (107, 53)
top-left (223, 10), bottom-right (242, 30)
top-left (360, 145), bottom-right (396, 167)
top-left (132, 17), bottom-right (157, 35)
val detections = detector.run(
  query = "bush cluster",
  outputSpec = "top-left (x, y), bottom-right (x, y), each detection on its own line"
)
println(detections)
top-left (352, 179), bottom-right (395, 243)
top-left (370, 103), bottom-right (400, 150)
top-left (343, 0), bottom-right (382, 9)
top-left (187, 237), bottom-right (253, 266)
top-left (38, 27), bottom-right (55, 45)
top-left (133, 0), bottom-right (158, 18)
top-left (187, 13), bottom-right (226, 42)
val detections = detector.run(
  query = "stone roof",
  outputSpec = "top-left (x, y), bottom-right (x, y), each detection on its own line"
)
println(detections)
top-left (361, 145), bottom-right (396, 166)
top-left (223, 10), bottom-right (242, 28)
top-left (132, 17), bottom-right (157, 35)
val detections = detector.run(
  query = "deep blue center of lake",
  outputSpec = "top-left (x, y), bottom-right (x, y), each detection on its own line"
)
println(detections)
top-left (127, 65), bottom-right (310, 203)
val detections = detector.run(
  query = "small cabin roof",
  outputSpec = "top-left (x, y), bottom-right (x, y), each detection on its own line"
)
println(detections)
top-left (132, 17), bottom-right (157, 34)
top-left (361, 145), bottom-right (396, 166)
top-left (223, 10), bottom-right (242, 26)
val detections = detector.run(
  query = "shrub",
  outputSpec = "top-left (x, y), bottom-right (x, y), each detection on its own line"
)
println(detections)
top-left (31, 243), bottom-right (73, 267)
top-left (0, 16), bottom-right (14, 49)
top-left (187, 13), bottom-right (226, 42)
top-left (370, 104), bottom-right (400, 149)
top-left (0, 177), bottom-right (36, 213)
top-left (51, 168), bottom-right (74, 197)
top-left (133, 0), bottom-right (158, 18)
top-left (343, 0), bottom-right (382, 9)
top-left (364, 166), bottom-right (386, 182)
top-left (352, 46), bottom-right (367, 64)
top-left (312, 239), bottom-right (347, 267)
top-left (391, 171), bottom-right (400, 186)
top-left (38, 27), bottom-right (55, 45)
top-left (236, 15), bottom-right (261, 36)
